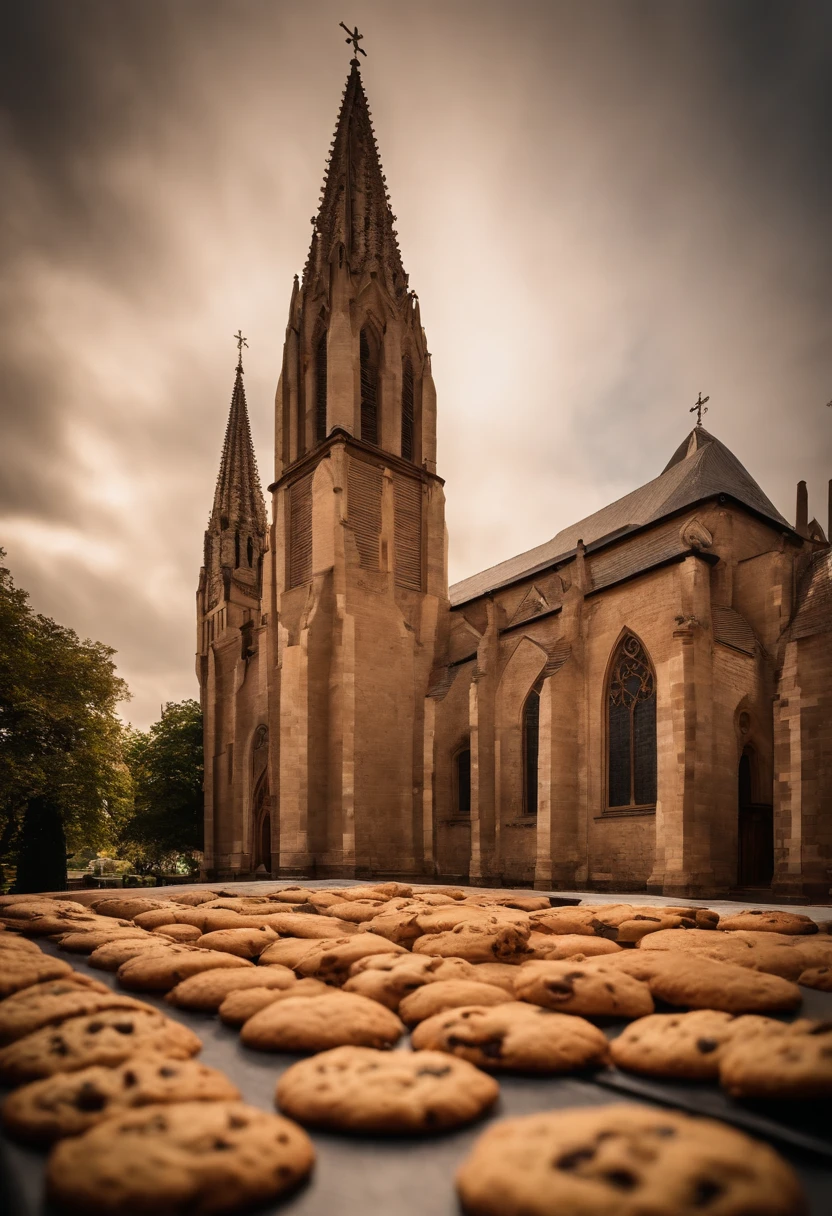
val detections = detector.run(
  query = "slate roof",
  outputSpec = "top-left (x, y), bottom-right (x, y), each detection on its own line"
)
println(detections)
top-left (713, 607), bottom-right (758, 656)
top-left (789, 549), bottom-right (832, 640)
top-left (449, 426), bottom-right (791, 607)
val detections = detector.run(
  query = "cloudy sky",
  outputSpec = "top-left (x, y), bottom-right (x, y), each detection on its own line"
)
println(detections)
top-left (1, 0), bottom-right (830, 729)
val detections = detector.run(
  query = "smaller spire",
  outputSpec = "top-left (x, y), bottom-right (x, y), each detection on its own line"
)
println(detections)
top-left (209, 336), bottom-right (267, 538)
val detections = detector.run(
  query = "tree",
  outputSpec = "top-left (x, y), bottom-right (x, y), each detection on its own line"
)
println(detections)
top-left (120, 700), bottom-right (204, 873)
top-left (0, 551), bottom-right (131, 881)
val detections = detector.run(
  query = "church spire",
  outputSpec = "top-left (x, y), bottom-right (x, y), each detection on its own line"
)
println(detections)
top-left (209, 345), bottom-right (267, 538)
top-left (303, 56), bottom-right (406, 296)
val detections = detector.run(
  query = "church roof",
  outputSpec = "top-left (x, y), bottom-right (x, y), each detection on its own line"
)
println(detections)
top-left (449, 425), bottom-right (792, 607)
top-left (302, 59), bottom-right (407, 292)
top-left (209, 361), bottom-right (267, 537)
top-left (789, 548), bottom-right (832, 640)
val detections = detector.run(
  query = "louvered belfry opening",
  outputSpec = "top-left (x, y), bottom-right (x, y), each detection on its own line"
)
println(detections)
top-left (315, 331), bottom-right (327, 444)
top-left (360, 328), bottom-right (378, 445)
top-left (394, 476), bottom-right (422, 590)
top-left (523, 687), bottom-right (541, 816)
top-left (401, 355), bottom-right (414, 462)
top-left (287, 471), bottom-right (313, 588)
top-left (607, 633), bottom-right (657, 809)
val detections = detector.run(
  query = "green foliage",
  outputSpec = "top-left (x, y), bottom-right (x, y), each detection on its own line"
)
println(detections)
top-left (119, 700), bottom-right (204, 873)
top-left (15, 796), bottom-right (68, 893)
top-left (0, 550), bottom-right (131, 872)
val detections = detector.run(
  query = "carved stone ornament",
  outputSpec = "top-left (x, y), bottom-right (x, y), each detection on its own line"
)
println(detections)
top-left (680, 517), bottom-right (713, 550)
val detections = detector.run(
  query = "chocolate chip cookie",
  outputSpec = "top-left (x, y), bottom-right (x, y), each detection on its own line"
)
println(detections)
top-left (116, 948), bottom-right (253, 992)
top-left (513, 960), bottom-right (654, 1019)
top-left (240, 990), bottom-right (404, 1052)
top-left (0, 976), bottom-right (151, 1044)
top-left (719, 1021), bottom-right (832, 1099)
top-left (398, 980), bottom-right (513, 1026)
top-left (166, 965), bottom-right (296, 1011)
top-left (609, 1011), bottom-right (785, 1079)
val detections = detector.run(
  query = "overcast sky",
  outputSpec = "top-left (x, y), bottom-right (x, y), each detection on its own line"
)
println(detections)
top-left (1, 0), bottom-right (830, 729)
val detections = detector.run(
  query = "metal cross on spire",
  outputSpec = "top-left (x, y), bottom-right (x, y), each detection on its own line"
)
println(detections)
top-left (690, 391), bottom-right (709, 426)
top-left (234, 329), bottom-right (248, 370)
top-left (339, 22), bottom-right (366, 59)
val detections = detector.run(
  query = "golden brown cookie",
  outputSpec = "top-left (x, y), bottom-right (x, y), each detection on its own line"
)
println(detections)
top-left (116, 948), bottom-right (253, 992)
top-left (609, 1011), bottom-right (786, 1079)
top-left (150, 924), bottom-right (203, 943)
top-left (455, 1104), bottom-right (807, 1216)
top-left (0, 976), bottom-right (151, 1044)
top-left (513, 960), bottom-right (654, 1019)
top-left (718, 910), bottom-right (818, 935)
top-left (87, 939), bottom-right (184, 971)
top-left (343, 955), bottom-right (477, 1009)
top-left (0, 953), bottom-right (74, 999)
top-left (719, 1021), bottom-right (832, 1099)
top-left (398, 980), bottom-right (514, 1026)
top-left (2, 1057), bottom-right (241, 1143)
top-left (293, 936), bottom-right (408, 983)
top-left (412, 922), bottom-right (530, 963)
top-left (240, 990), bottom-right (404, 1052)
top-left (45, 1100), bottom-right (315, 1214)
top-left (257, 937), bottom-right (320, 969)
top-left (194, 926), bottom-right (279, 959)
top-left (646, 954), bottom-right (802, 1014)
top-left (798, 965), bottom-right (832, 991)
top-left (166, 965), bottom-right (296, 1011)
top-left (219, 979), bottom-right (333, 1027)
top-left (276, 1045), bottom-right (498, 1133)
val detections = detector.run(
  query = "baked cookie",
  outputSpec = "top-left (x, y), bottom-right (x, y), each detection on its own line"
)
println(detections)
top-left (362, 910), bottom-right (424, 946)
top-left (294, 936), bottom-right (407, 983)
top-left (525, 935), bottom-right (622, 962)
top-left (0, 933), bottom-right (44, 956)
top-left (399, 980), bottom-right (514, 1026)
top-left (163, 890), bottom-right (219, 907)
top-left (219, 979), bottom-right (332, 1027)
top-left (0, 978), bottom-right (151, 1044)
top-left (0, 1008), bottom-right (202, 1083)
top-left (240, 990), bottom-right (404, 1052)
top-left (57, 929), bottom-right (155, 954)
top-left (276, 1045), bottom-right (498, 1134)
top-left (455, 1103), bottom-right (807, 1216)
top-left (513, 961), bottom-right (654, 1019)
top-left (528, 906), bottom-right (622, 937)
top-left (343, 955), bottom-right (477, 1009)
top-left (88, 897), bottom-right (171, 920)
top-left (325, 900), bottom-right (385, 923)
top-left (45, 1100), bottom-right (314, 1214)
top-left (412, 923), bottom-right (530, 964)
top-left (150, 924), bottom-right (203, 943)
top-left (719, 910), bottom-right (818, 935)
top-left (194, 926), bottom-right (279, 959)
top-left (257, 937), bottom-right (320, 969)
top-left (609, 1011), bottom-right (785, 1080)
top-left (415, 906), bottom-right (529, 934)
top-left (412, 1003), bottom-right (608, 1073)
top-left (256, 911), bottom-right (359, 939)
top-left (719, 1021), bottom-right (832, 1099)
top-left (117, 948), bottom-right (253, 992)
top-left (0, 954), bottom-right (74, 999)
top-left (646, 954), bottom-right (802, 1013)
top-left (166, 965), bottom-right (296, 1011)
top-left (798, 965), bottom-right (832, 991)
top-left (2, 1057), bottom-right (241, 1143)
top-left (470, 963), bottom-right (522, 993)
top-left (87, 939), bottom-right (183, 971)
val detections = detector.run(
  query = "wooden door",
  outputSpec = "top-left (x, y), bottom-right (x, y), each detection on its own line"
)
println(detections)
top-left (737, 753), bottom-right (773, 886)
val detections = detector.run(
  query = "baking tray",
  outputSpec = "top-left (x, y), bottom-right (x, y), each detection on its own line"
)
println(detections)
top-left (1, 940), bottom-right (830, 1215)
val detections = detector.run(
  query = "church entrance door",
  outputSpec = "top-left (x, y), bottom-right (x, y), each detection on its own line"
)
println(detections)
top-left (737, 751), bottom-right (773, 887)
top-left (252, 773), bottom-right (271, 873)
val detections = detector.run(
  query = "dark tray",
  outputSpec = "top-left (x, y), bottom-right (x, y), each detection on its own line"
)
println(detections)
top-left (1, 940), bottom-right (830, 1215)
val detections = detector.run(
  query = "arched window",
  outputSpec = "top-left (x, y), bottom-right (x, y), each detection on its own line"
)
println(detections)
top-left (315, 331), bottom-right (327, 443)
top-left (360, 327), bottom-right (379, 445)
top-left (401, 355), bottom-right (414, 461)
top-left (455, 747), bottom-right (471, 817)
top-left (607, 634), bottom-right (657, 809)
top-left (523, 687), bottom-right (540, 816)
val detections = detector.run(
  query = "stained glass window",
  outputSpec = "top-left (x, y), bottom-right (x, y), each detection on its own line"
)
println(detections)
top-left (607, 634), bottom-right (657, 809)
top-left (523, 688), bottom-right (540, 816)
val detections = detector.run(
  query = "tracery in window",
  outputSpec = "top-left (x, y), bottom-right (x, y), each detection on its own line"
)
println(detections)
top-left (607, 633), bottom-right (657, 809)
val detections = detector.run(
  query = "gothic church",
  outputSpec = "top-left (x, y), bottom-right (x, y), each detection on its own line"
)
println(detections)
top-left (197, 55), bottom-right (831, 900)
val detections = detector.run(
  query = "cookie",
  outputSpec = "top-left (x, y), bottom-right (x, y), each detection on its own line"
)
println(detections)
top-left (412, 923), bottom-right (531, 963)
top-left (362, 910), bottom-right (424, 946)
top-left (528, 906), bottom-right (619, 937)
top-left (399, 980), bottom-right (514, 1026)
top-left (0, 953), bottom-right (74, 998)
top-left (0, 978), bottom-right (151, 1044)
top-left (455, 1103), bottom-right (807, 1216)
top-left (2, 1057), bottom-right (241, 1143)
top-left (163, 890), bottom-right (219, 907)
top-left (719, 910), bottom-right (818, 935)
top-left (415, 906), bottom-right (530, 934)
top-left (719, 1021), bottom-right (832, 1099)
top-left (293, 935), bottom-right (408, 983)
top-left (256, 911), bottom-right (360, 939)
top-left (470, 963), bottom-right (522, 993)
top-left (324, 900), bottom-right (386, 923)
top-left (151, 924), bottom-right (203, 942)
top-left (343, 956), bottom-right (478, 1009)
top-left (276, 1045), bottom-right (498, 1134)
top-left (798, 965), bottom-right (832, 991)
top-left (513, 960), bottom-right (654, 1019)
top-left (0, 933), bottom-right (44, 956)
top-left (524, 934), bottom-right (622, 961)
top-left (0, 1008), bottom-right (202, 1083)
top-left (58, 929), bottom-right (155, 954)
top-left (609, 1011), bottom-right (785, 1080)
top-left (240, 990), bottom-right (404, 1052)
top-left (646, 954), bottom-right (802, 1013)
top-left (117, 948), bottom-right (253, 992)
top-left (194, 926), bottom-right (279, 959)
top-left (411, 1003), bottom-right (609, 1073)
top-left (166, 965), bottom-right (296, 1011)
top-left (88, 897), bottom-right (171, 920)
top-left (219, 979), bottom-right (332, 1027)
top-left (45, 1100), bottom-right (314, 1214)
top-left (88, 939), bottom-right (184, 971)
top-left (257, 937), bottom-right (320, 969)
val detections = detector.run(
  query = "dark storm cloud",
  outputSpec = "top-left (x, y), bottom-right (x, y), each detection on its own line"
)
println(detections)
top-left (1, 0), bottom-right (830, 727)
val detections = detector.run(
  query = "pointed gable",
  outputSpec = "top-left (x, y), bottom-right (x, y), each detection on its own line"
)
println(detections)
top-left (209, 363), bottom-right (267, 537)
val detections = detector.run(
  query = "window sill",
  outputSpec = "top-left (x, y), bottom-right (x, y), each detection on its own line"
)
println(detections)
top-left (595, 807), bottom-right (656, 820)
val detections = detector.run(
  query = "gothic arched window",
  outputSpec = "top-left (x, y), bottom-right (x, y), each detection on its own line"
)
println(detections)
top-left (401, 355), bottom-right (414, 462)
top-left (455, 746), bottom-right (471, 817)
top-left (607, 634), bottom-right (657, 809)
top-left (523, 687), bottom-right (540, 816)
top-left (315, 331), bottom-right (327, 443)
top-left (360, 327), bottom-right (379, 445)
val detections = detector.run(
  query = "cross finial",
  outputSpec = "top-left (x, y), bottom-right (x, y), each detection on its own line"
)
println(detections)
top-left (234, 329), bottom-right (248, 371)
top-left (690, 391), bottom-right (709, 426)
top-left (339, 22), bottom-right (366, 60)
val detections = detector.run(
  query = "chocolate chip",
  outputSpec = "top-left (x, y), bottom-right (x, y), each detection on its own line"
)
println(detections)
top-left (212, 1138), bottom-right (232, 1150)
top-left (633, 915), bottom-right (660, 922)
top-left (50, 1037), bottom-right (69, 1056)
top-left (423, 1109), bottom-right (439, 1125)
top-left (692, 1178), bottom-right (724, 1206)
top-left (159, 1066), bottom-right (176, 1077)
top-left (113, 1022), bottom-right (135, 1035)
top-left (651, 1126), bottom-right (677, 1138)
top-left (228, 1114), bottom-right (247, 1129)
top-left (555, 1146), bottom-right (595, 1171)
top-left (123, 1071), bottom-right (137, 1087)
top-left (545, 980), bottom-right (575, 997)
top-left (416, 1065), bottom-right (451, 1078)
top-left (696, 1038), bottom-right (719, 1054)
top-left (807, 1021), bottom-right (832, 1036)
top-left (75, 1083), bottom-right (107, 1112)
top-left (86, 1021), bottom-right (104, 1034)
top-left (604, 1169), bottom-right (638, 1191)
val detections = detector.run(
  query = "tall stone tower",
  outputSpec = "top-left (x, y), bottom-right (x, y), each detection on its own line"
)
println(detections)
top-left (197, 350), bottom-right (268, 874)
top-left (267, 55), bottom-right (448, 877)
